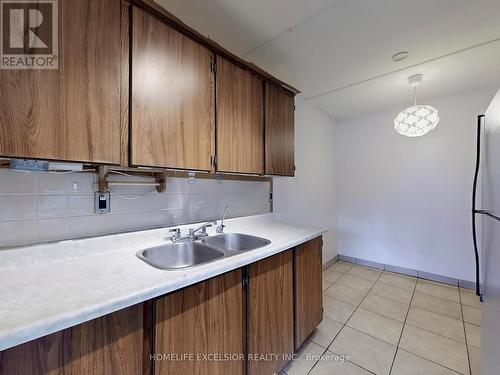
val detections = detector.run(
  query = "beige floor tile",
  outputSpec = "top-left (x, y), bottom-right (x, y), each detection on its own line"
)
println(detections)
top-left (336, 274), bottom-right (374, 292)
top-left (323, 295), bottom-right (356, 323)
top-left (328, 262), bottom-right (353, 273)
top-left (346, 308), bottom-right (403, 345)
top-left (323, 268), bottom-right (344, 282)
top-left (460, 288), bottom-right (480, 308)
top-left (283, 339), bottom-right (325, 375)
top-left (329, 326), bottom-right (396, 375)
top-left (468, 345), bottom-right (480, 375)
top-left (464, 322), bottom-right (480, 348)
top-left (346, 266), bottom-right (382, 282)
top-left (323, 278), bottom-right (334, 292)
top-left (309, 352), bottom-right (373, 375)
top-left (370, 282), bottom-right (413, 304)
top-left (416, 280), bottom-right (460, 303)
top-left (309, 317), bottom-right (343, 349)
top-left (392, 349), bottom-right (461, 375)
top-left (359, 293), bottom-right (409, 322)
top-left (379, 272), bottom-right (417, 291)
top-left (411, 292), bottom-right (462, 320)
top-left (406, 307), bottom-right (465, 342)
top-left (399, 325), bottom-right (469, 374)
top-left (325, 283), bottom-right (367, 306)
top-left (462, 305), bottom-right (481, 326)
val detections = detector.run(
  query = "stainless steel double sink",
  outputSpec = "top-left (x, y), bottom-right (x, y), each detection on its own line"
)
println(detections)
top-left (137, 233), bottom-right (271, 270)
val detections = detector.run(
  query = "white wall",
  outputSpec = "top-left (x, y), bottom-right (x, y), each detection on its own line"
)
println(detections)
top-left (336, 87), bottom-right (496, 281)
top-left (274, 96), bottom-right (337, 263)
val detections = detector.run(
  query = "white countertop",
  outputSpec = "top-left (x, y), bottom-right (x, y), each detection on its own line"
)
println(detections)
top-left (0, 214), bottom-right (326, 351)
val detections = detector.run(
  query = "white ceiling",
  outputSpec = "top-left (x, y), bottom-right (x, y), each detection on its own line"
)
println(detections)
top-left (157, 0), bottom-right (500, 120)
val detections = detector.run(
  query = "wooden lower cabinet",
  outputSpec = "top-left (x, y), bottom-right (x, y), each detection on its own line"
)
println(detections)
top-left (294, 237), bottom-right (323, 349)
top-left (248, 251), bottom-right (294, 375)
top-left (0, 303), bottom-right (145, 375)
top-left (154, 269), bottom-right (245, 375)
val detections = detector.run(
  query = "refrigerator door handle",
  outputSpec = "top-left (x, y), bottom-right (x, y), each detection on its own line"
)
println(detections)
top-left (472, 115), bottom-right (484, 300)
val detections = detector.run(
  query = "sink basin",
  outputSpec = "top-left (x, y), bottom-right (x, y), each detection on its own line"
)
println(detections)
top-left (137, 242), bottom-right (224, 270)
top-left (203, 233), bottom-right (270, 252)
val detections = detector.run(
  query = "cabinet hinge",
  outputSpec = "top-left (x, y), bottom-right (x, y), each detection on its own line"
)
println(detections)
top-left (213, 155), bottom-right (218, 167)
top-left (210, 61), bottom-right (217, 74)
top-left (242, 274), bottom-right (249, 288)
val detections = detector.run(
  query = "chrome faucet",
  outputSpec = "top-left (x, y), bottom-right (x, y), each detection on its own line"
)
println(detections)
top-left (169, 221), bottom-right (216, 243)
top-left (189, 221), bottom-right (216, 239)
top-left (216, 206), bottom-right (230, 234)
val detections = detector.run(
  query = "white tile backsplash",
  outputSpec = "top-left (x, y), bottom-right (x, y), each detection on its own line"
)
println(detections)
top-left (0, 170), bottom-right (270, 247)
top-left (0, 220), bottom-right (35, 247)
top-left (35, 172), bottom-right (68, 194)
top-left (36, 218), bottom-right (68, 242)
top-left (0, 170), bottom-right (35, 194)
top-left (0, 196), bottom-right (36, 220)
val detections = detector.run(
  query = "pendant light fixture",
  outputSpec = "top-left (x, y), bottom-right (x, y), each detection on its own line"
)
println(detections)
top-left (394, 74), bottom-right (439, 137)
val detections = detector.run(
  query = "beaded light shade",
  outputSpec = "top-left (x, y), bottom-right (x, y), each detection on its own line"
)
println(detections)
top-left (394, 74), bottom-right (439, 137)
top-left (394, 104), bottom-right (439, 137)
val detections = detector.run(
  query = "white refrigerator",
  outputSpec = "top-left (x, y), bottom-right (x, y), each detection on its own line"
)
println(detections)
top-left (473, 88), bottom-right (500, 374)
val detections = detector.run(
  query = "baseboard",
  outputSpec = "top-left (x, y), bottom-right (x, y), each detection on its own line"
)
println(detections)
top-left (322, 255), bottom-right (338, 270)
top-left (337, 254), bottom-right (476, 290)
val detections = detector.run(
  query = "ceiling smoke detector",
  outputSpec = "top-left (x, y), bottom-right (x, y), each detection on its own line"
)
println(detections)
top-left (392, 51), bottom-right (409, 62)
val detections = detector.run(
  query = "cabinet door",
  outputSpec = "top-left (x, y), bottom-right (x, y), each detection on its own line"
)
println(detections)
top-left (131, 7), bottom-right (215, 171)
top-left (295, 236), bottom-right (323, 349)
top-left (0, 303), bottom-right (145, 375)
top-left (0, 0), bottom-right (124, 164)
top-left (216, 56), bottom-right (264, 174)
top-left (264, 83), bottom-right (295, 176)
top-left (248, 251), bottom-right (294, 375)
top-left (155, 269), bottom-right (245, 375)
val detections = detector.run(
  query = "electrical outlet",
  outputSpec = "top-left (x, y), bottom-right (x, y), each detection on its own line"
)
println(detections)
top-left (94, 192), bottom-right (111, 214)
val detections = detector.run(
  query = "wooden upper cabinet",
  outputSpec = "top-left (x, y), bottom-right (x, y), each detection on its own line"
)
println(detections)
top-left (131, 7), bottom-right (215, 171)
top-left (294, 236), bottom-right (323, 349)
top-left (216, 56), bottom-right (264, 174)
top-left (0, 0), bottom-right (125, 164)
top-left (155, 269), bottom-right (245, 375)
top-left (248, 251), bottom-right (294, 375)
top-left (265, 82), bottom-right (295, 176)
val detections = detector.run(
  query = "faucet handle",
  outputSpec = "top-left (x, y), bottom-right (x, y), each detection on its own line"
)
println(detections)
top-left (200, 225), bottom-right (211, 236)
top-left (169, 228), bottom-right (181, 240)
